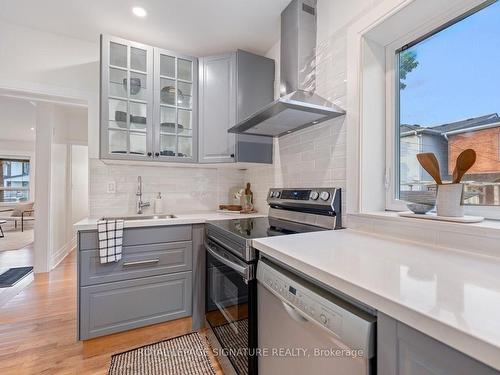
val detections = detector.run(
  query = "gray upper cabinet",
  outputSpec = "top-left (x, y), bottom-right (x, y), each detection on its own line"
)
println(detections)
top-left (198, 53), bottom-right (237, 163)
top-left (100, 35), bottom-right (198, 162)
top-left (198, 50), bottom-right (275, 164)
top-left (101, 36), bottom-right (273, 164)
top-left (100, 35), bottom-right (154, 160)
top-left (153, 48), bottom-right (198, 162)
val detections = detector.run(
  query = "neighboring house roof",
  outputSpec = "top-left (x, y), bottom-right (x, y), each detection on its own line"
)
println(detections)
top-left (401, 113), bottom-right (500, 137)
top-left (400, 124), bottom-right (421, 133)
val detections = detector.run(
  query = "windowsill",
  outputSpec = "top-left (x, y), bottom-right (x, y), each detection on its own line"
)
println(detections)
top-left (351, 210), bottom-right (500, 231)
top-left (347, 210), bottom-right (500, 259)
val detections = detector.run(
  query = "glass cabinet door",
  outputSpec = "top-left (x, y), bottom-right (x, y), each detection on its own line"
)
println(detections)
top-left (154, 49), bottom-right (198, 162)
top-left (101, 35), bottom-right (153, 159)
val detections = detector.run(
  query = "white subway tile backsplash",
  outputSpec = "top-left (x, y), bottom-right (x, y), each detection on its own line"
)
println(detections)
top-left (89, 159), bottom-right (247, 217)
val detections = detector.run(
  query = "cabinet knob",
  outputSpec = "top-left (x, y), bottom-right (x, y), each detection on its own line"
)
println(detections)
top-left (155, 152), bottom-right (160, 158)
top-left (147, 152), bottom-right (152, 157)
top-left (230, 154), bottom-right (235, 158)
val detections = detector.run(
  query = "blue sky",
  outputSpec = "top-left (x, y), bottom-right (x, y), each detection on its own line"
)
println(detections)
top-left (400, 1), bottom-right (500, 127)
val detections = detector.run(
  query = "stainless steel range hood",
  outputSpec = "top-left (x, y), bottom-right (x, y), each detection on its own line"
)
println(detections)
top-left (229, 0), bottom-right (345, 137)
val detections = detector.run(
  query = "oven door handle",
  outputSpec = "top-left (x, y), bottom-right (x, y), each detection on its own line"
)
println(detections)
top-left (205, 242), bottom-right (248, 279)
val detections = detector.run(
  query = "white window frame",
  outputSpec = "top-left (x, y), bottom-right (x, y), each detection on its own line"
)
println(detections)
top-left (0, 156), bottom-right (32, 205)
top-left (384, 0), bottom-right (500, 219)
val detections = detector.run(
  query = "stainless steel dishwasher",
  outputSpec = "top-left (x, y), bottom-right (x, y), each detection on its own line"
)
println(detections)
top-left (257, 259), bottom-right (376, 375)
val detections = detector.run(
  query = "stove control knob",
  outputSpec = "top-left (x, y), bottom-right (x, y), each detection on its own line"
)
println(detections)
top-left (309, 191), bottom-right (319, 200)
top-left (274, 191), bottom-right (281, 198)
top-left (319, 191), bottom-right (330, 201)
top-left (320, 314), bottom-right (328, 324)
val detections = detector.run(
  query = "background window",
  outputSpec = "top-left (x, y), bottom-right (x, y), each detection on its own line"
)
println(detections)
top-left (397, 1), bottom-right (500, 206)
top-left (0, 158), bottom-right (30, 203)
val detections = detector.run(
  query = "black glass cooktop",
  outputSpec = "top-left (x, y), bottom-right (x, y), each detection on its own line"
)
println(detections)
top-left (207, 217), bottom-right (324, 241)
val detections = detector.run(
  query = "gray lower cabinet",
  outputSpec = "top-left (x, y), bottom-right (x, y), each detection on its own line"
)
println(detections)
top-left (80, 272), bottom-right (192, 340)
top-left (198, 49), bottom-right (274, 164)
top-left (78, 224), bottom-right (198, 340)
top-left (378, 313), bottom-right (499, 375)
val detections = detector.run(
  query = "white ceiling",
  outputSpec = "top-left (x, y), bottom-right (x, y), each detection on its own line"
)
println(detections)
top-left (0, 0), bottom-right (290, 56)
top-left (0, 96), bottom-right (36, 142)
top-left (0, 95), bottom-right (88, 143)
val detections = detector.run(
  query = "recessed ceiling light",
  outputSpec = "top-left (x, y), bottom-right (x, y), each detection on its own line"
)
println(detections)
top-left (30, 127), bottom-right (35, 131)
top-left (132, 6), bottom-right (147, 17)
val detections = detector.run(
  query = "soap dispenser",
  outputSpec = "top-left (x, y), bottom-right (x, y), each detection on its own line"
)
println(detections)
top-left (154, 192), bottom-right (163, 214)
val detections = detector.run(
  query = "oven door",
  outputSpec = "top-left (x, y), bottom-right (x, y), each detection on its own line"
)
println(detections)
top-left (205, 238), bottom-right (257, 375)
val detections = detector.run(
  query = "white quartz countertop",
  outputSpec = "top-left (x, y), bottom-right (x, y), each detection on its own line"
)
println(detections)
top-left (252, 229), bottom-right (500, 371)
top-left (74, 211), bottom-right (266, 231)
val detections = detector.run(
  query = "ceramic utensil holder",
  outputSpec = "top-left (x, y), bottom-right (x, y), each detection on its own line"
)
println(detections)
top-left (436, 183), bottom-right (464, 217)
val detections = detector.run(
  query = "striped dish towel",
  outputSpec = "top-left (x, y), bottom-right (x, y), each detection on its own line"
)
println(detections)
top-left (97, 219), bottom-right (124, 264)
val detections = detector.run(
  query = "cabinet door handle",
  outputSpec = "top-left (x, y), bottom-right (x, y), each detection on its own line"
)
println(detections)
top-left (123, 259), bottom-right (160, 267)
top-left (230, 154), bottom-right (235, 158)
top-left (155, 152), bottom-right (160, 158)
top-left (147, 152), bottom-right (152, 157)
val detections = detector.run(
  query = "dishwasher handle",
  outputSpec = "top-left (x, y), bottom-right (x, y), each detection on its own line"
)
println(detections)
top-left (282, 300), bottom-right (308, 323)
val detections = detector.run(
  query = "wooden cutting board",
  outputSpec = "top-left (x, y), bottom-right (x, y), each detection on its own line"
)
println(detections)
top-left (219, 204), bottom-right (242, 211)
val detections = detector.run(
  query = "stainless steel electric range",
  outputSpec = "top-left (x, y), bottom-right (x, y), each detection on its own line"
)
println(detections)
top-left (204, 187), bottom-right (342, 375)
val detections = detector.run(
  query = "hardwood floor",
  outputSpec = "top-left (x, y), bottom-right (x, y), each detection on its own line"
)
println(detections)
top-left (0, 250), bottom-right (223, 375)
top-left (0, 240), bottom-right (34, 269)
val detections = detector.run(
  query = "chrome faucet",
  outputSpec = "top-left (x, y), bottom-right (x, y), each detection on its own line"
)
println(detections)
top-left (136, 176), bottom-right (150, 214)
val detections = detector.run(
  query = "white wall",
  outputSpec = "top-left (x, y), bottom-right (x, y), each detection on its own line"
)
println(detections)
top-left (0, 96), bottom-right (36, 141)
top-left (0, 21), bottom-right (99, 95)
top-left (50, 142), bottom-right (70, 267)
top-left (33, 102), bottom-right (89, 272)
top-left (50, 105), bottom-right (88, 268)
top-left (71, 145), bottom-right (89, 236)
top-left (0, 21), bottom-right (99, 158)
top-left (34, 103), bottom-right (54, 272)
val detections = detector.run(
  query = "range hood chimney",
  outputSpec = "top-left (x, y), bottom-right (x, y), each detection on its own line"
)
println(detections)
top-left (228, 0), bottom-right (345, 137)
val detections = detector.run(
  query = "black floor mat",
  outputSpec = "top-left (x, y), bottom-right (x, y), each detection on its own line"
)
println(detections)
top-left (0, 266), bottom-right (33, 287)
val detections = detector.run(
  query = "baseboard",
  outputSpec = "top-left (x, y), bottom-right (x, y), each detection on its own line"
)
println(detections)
top-left (51, 236), bottom-right (76, 270)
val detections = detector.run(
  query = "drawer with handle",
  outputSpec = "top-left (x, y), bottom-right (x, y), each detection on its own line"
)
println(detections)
top-left (80, 241), bottom-right (192, 286)
top-left (78, 225), bottom-right (192, 250)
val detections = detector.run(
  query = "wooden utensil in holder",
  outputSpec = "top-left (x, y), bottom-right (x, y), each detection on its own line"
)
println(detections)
top-left (416, 149), bottom-right (477, 218)
top-left (416, 153), bottom-right (442, 185)
top-left (452, 149), bottom-right (476, 184)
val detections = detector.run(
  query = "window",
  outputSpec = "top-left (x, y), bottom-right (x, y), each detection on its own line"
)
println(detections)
top-left (0, 158), bottom-right (30, 203)
top-left (396, 0), bottom-right (500, 207)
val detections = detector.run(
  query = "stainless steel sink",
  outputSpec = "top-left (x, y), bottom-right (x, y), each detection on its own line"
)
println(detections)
top-left (100, 214), bottom-right (177, 221)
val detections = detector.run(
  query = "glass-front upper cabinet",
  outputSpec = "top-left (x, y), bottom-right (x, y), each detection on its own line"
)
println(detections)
top-left (100, 35), bottom-right (154, 160)
top-left (154, 48), bottom-right (198, 162)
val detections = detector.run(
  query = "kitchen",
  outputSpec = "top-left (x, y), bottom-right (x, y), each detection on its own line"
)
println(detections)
top-left (0, 0), bottom-right (500, 374)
